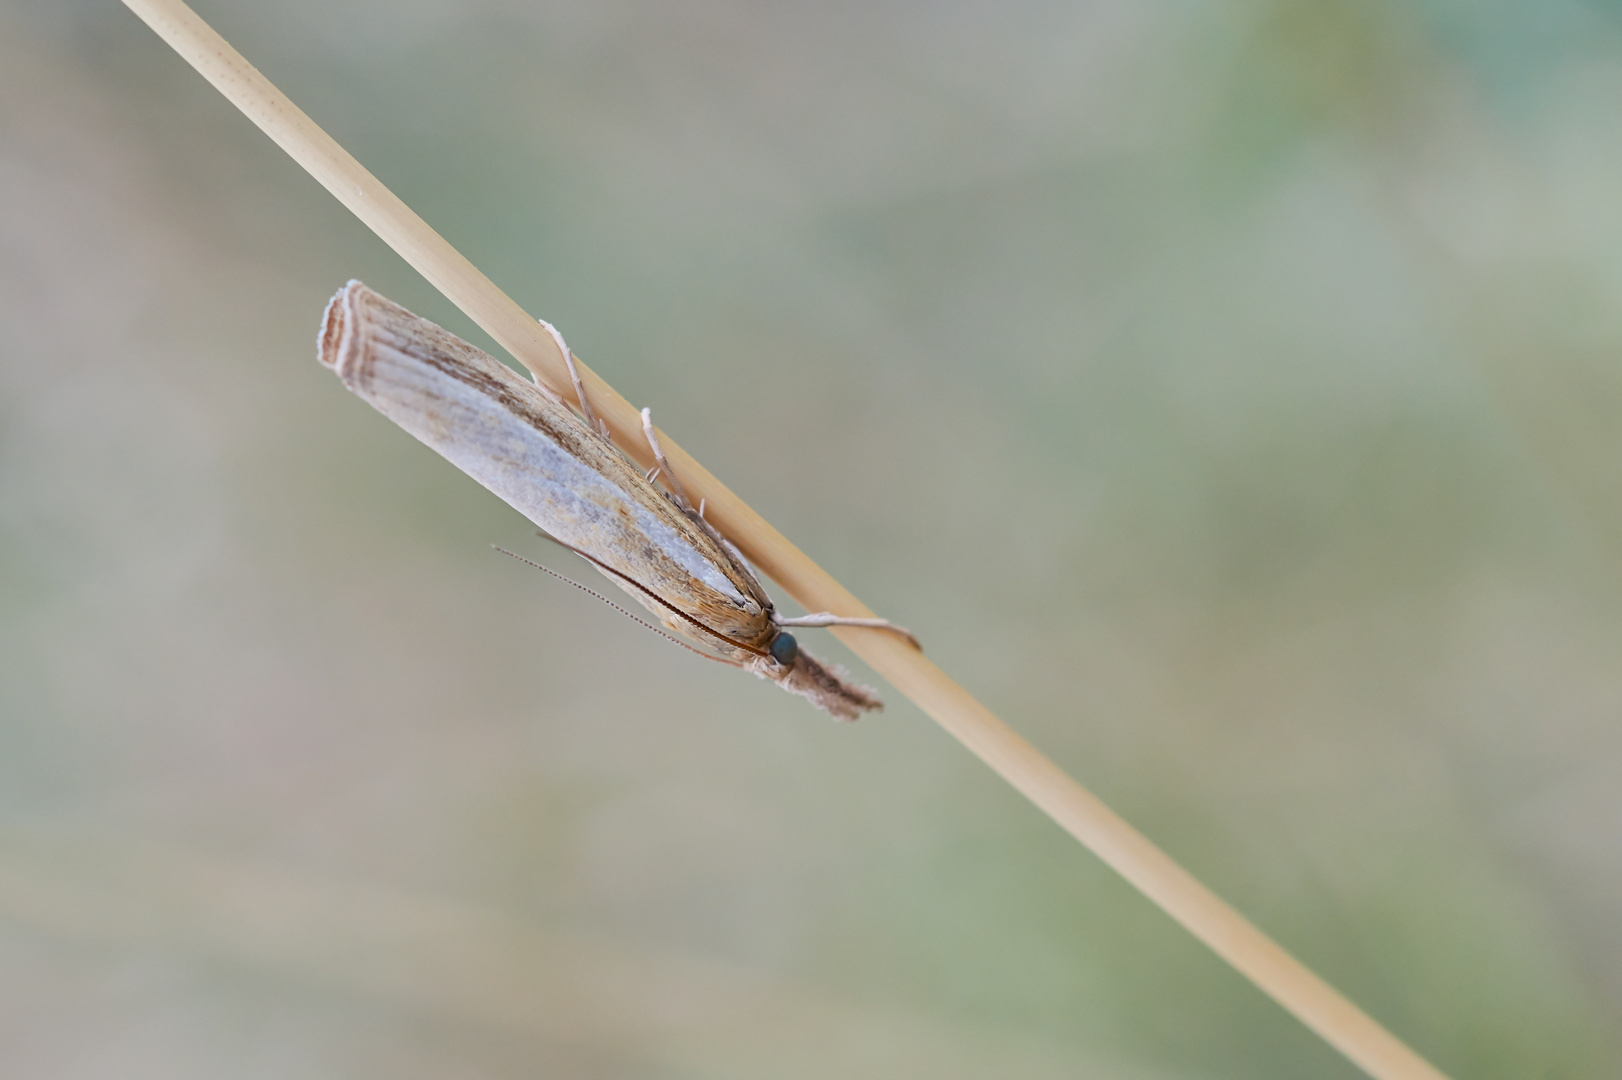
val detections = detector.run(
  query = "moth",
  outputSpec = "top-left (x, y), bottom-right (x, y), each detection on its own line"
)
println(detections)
top-left (318, 281), bottom-right (914, 719)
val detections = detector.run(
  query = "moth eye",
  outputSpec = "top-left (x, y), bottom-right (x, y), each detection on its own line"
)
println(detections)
top-left (769, 632), bottom-right (799, 667)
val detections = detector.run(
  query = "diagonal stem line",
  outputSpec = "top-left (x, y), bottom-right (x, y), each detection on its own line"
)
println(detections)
top-left (115, 3), bottom-right (1448, 1077)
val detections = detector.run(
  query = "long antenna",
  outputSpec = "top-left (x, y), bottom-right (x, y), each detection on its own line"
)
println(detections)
top-left (528, 532), bottom-right (773, 659)
top-left (116, 3), bottom-right (1449, 1076)
top-left (491, 546), bottom-right (743, 666)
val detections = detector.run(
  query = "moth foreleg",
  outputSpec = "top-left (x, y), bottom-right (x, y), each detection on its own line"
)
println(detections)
top-left (772, 612), bottom-right (921, 651)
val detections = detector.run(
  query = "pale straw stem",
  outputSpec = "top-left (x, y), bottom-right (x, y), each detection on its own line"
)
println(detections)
top-left (117, 3), bottom-right (1448, 1077)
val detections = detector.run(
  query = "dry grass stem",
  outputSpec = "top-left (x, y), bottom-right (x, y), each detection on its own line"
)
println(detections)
top-left (117, 1), bottom-right (1450, 1077)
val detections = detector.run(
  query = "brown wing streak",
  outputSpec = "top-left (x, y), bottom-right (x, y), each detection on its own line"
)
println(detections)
top-left (535, 399), bottom-right (771, 639)
top-left (535, 532), bottom-right (773, 659)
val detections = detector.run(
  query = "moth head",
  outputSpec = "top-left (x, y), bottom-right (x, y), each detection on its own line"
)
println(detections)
top-left (768, 631), bottom-right (799, 667)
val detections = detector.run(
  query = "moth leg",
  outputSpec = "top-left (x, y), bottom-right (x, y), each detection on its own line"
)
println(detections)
top-left (773, 612), bottom-right (922, 651)
top-left (639, 410), bottom-right (757, 587)
top-left (538, 317), bottom-right (600, 436)
top-left (640, 407), bottom-right (694, 510)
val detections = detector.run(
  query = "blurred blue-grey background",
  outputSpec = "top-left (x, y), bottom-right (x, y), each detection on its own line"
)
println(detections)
top-left (2, 1), bottom-right (1620, 1076)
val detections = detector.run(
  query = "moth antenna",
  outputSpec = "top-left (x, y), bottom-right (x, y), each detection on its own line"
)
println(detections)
top-left (529, 532), bottom-right (773, 659)
top-left (531, 528), bottom-right (571, 552)
top-left (493, 546), bottom-right (744, 666)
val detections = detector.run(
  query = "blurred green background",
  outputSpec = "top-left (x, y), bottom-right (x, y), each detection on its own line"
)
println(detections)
top-left (2, 0), bottom-right (1620, 1076)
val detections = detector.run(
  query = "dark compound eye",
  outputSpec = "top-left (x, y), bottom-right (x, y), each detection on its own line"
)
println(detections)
top-left (769, 632), bottom-right (799, 666)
